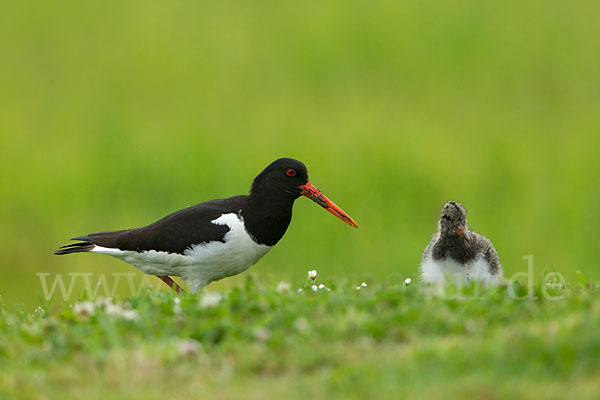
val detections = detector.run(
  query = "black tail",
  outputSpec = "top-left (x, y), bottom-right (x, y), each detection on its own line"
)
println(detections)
top-left (54, 240), bottom-right (95, 255)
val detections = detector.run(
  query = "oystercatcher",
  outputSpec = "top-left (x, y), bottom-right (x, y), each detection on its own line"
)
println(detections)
top-left (420, 201), bottom-right (502, 286)
top-left (55, 158), bottom-right (358, 292)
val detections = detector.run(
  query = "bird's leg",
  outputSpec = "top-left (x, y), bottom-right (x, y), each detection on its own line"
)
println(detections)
top-left (157, 276), bottom-right (184, 293)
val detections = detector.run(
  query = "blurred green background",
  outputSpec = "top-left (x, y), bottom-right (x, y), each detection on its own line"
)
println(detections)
top-left (1, 0), bottom-right (598, 309)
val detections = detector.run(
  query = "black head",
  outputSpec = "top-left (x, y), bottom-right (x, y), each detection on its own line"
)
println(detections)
top-left (439, 201), bottom-right (468, 238)
top-left (250, 158), bottom-right (309, 199)
top-left (249, 158), bottom-right (358, 228)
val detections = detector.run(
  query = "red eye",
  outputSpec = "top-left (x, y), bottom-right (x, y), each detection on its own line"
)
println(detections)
top-left (286, 168), bottom-right (296, 177)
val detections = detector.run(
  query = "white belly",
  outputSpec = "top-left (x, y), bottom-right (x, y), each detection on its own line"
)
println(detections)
top-left (420, 255), bottom-right (499, 287)
top-left (91, 213), bottom-right (272, 292)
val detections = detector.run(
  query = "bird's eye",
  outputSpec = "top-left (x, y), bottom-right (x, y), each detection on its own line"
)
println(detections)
top-left (286, 168), bottom-right (296, 177)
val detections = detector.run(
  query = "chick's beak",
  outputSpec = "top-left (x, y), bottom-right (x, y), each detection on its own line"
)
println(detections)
top-left (455, 224), bottom-right (466, 238)
top-left (299, 182), bottom-right (358, 228)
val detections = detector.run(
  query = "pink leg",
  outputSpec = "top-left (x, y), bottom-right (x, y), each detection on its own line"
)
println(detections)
top-left (157, 276), bottom-right (184, 293)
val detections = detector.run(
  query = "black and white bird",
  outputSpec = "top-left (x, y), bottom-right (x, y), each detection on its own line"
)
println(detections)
top-left (420, 201), bottom-right (502, 286)
top-left (55, 158), bottom-right (358, 292)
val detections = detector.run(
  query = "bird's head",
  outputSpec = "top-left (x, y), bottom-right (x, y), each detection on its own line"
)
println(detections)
top-left (251, 158), bottom-right (358, 228)
top-left (439, 201), bottom-right (467, 238)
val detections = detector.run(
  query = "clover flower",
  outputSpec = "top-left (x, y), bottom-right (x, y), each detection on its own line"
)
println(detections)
top-left (73, 301), bottom-right (95, 318)
top-left (178, 338), bottom-right (202, 357)
top-left (254, 327), bottom-right (272, 342)
top-left (200, 292), bottom-right (222, 308)
top-left (95, 297), bottom-right (113, 309)
top-left (404, 278), bottom-right (412, 286)
top-left (119, 309), bottom-right (140, 321)
top-left (104, 302), bottom-right (139, 320)
top-left (276, 281), bottom-right (291, 293)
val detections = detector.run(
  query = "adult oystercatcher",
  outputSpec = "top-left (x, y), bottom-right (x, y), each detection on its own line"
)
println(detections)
top-left (420, 201), bottom-right (502, 286)
top-left (55, 158), bottom-right (358, 293)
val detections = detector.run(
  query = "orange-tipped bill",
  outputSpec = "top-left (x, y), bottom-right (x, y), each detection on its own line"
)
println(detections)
top-left (299, 182), bottom-right (358, 228)
top-left (455, 224), bottom-right (466, 238)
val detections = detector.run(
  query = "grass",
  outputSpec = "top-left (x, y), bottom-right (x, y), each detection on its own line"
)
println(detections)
top-left (1, 275), bottom-right (599, 399)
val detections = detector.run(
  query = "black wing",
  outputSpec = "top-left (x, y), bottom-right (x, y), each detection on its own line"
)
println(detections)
top-left (72, 196), bottom-right (248, 255)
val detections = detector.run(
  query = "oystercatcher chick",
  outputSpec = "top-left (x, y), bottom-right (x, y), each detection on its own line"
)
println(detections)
top-left (55, 158), bottom-right (358, 292)
top-left (420, 201), bottom-right (502, 286)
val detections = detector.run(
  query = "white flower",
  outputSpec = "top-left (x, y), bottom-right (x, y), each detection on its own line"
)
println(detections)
top-left (95, 297), bottom-right (113, 308)
top-left (73, 301), bottom-right (95, 318)
top-left (178, 338), bottom-right (202, 357)
top-left (311, 285), bottom-right (318, 292)
top-left (294, 317), bottom-right (311, 334)
top-left (276, 281), bottom-right (291, 293)
top-left (120, 309), bottom-right (139, 321)
top-left (308, 270), bottom-right (317, 280)
top-left (404, 277), bottom-right (412, 286)
top-left (105, 303), bottom-right (122, 316)
top-left (173, 297), bottom-right (182, 314)
top-left (297, 288), bottom-right (303, 293)
top-left (355, 282), bottom-right (367, 290)
top-left (97, 302), bottom-right (138, 320)
top-left (317, 283), bottom-right (331, 292)
top-left (200, 292), bottom-right (222, 308)
top-left (254, 327), bottom-right (271, 342)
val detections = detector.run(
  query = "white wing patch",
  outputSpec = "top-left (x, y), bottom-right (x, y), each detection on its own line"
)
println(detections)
top-left (91, 213), bottom-right (272, 292)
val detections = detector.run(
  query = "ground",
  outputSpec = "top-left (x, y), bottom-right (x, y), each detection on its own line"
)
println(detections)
top-left (1, 276), bottom-right (599, 400)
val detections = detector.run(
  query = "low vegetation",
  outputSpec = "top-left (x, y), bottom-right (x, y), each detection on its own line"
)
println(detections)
top-left (1, 274), bottom-right (599, 399)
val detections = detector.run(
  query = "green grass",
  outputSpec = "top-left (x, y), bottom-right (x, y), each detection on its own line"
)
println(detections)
top-left (1, 276), bottom-right (599, 399)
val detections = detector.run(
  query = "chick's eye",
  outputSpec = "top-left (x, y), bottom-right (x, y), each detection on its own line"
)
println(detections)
top-left (286, 168), bottom-right (296, 177)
